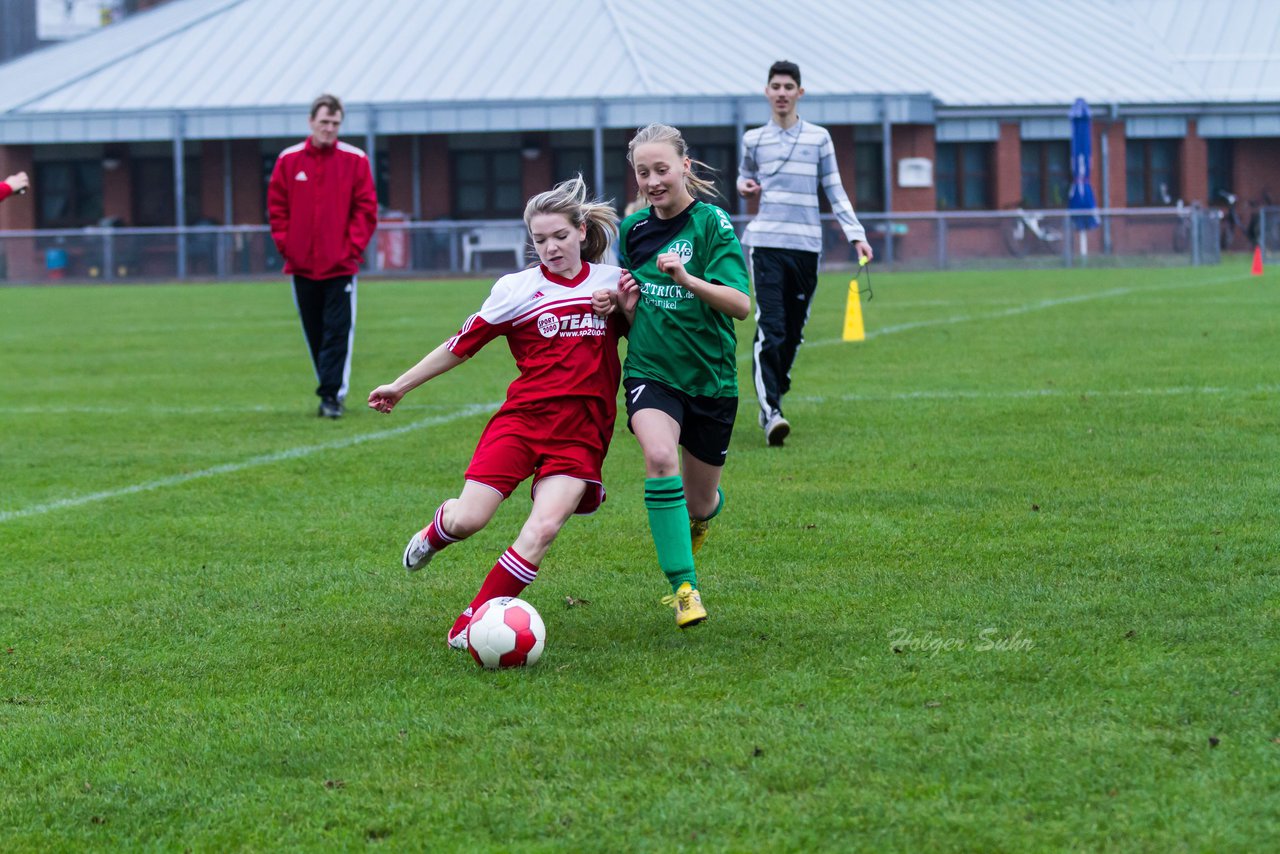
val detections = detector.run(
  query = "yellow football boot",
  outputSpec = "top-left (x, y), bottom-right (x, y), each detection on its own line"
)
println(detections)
top-left (661, 582), bottom-right (707, 628)
top-left (689, 518), bottom-right (711, 554)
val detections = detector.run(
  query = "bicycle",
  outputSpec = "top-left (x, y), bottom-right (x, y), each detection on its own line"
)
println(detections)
top-left (1217, 189), bottom-right (1242, 250)
top-left (1246, 191), bottom-right (1278, 253)
top-left (1171, 199), bottom-right (1192, 253)
top-left (1004, 207), bottom-right (1063, 257)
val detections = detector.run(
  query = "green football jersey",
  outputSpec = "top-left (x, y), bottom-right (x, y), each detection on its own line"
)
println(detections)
top-left (619, 201), bottom-right (750, 398)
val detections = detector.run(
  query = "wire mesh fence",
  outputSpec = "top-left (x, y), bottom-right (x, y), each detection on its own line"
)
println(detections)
top-left (0, 207), bottom-right (1228, 285)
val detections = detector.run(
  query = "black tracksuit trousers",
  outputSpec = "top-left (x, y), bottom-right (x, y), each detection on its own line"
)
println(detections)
top-left (749, 247), bottom-right (819, 421)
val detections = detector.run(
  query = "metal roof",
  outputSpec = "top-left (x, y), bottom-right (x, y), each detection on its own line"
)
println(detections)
top-left (1136, 0), bottom-right (1280, 103)
top-left (0, 0), bottom-right (1275, 144)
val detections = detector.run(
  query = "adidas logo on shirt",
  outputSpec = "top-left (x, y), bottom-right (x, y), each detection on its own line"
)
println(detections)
top-left (295, 171), bottom-right (308, 181)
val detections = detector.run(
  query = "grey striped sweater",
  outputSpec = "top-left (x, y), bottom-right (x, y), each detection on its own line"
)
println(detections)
top-left (738, 118), bottom-right (866, 253)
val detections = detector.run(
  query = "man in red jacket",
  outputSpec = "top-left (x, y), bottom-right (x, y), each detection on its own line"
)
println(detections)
top-left (268, 94), bottom-right (378, 418)
top-left (0, 171), bottom-right (29, 202)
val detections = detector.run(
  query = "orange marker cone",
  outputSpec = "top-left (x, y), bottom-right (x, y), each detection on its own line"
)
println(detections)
top-left (1251, 246), bottom-right (1264, 276)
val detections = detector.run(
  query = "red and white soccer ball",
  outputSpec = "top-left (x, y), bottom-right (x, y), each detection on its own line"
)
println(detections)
top-left (467, 597), bottom-right (546, 669)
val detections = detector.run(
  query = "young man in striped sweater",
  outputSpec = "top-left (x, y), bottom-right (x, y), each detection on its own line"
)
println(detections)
top-left (738, 60), bottom-right (873, 446)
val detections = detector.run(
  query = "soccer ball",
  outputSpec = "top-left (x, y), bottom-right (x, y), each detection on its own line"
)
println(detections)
top-left (467, 597), bottom-right (546, 669)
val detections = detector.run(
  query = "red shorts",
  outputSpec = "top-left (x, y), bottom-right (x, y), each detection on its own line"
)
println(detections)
top-left (464, 409), bottom-right (609, 515)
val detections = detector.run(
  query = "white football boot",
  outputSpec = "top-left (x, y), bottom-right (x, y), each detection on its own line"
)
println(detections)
top-left (402, 527), bottom-right (437, 572)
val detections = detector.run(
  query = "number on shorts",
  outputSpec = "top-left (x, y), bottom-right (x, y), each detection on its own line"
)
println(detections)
top-left (629, 384), bottom-right (647, 405)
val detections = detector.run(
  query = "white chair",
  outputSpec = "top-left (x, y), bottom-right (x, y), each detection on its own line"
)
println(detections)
top-left (462, 225), bottom-right (528, 272)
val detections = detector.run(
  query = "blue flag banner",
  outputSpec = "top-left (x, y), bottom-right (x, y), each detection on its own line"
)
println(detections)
top-left (1069, 98), bottom-right (1101, 231)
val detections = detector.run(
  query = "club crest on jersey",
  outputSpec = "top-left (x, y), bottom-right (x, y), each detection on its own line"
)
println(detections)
top-left (667, 239), bottom-right (694, 264)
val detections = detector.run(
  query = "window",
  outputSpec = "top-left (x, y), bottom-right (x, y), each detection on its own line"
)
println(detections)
top-left (935, 143), bottom-right (992, 210)
top-left (554, 148), bottom-right (592, 187)
top-left (1207, 139), bottom-right (1234, 204)
top-left (1020, 140), bottom-right (1069, 208)
top-left (35, 161), bottom-right (103, 228)
top-left (555, 146), bottom-right (635, 214)
top-left (453, 150), bottom-right (523, 218)
top-left (853, 142), bottom-right (884, 212)
top-left (131, 157), bottom-right (202, 226)
top-left (1126, 139), bottom-right (1179, 206)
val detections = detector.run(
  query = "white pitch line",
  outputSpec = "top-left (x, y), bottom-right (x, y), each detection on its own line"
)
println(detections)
top-left (0, 404), bottom-right (287, 415)
top-left (0, 401), bottom-right (479, 416)
top-left (788, 383), bottom-right (1280, 406)
top-left (2, 272), bottom-right (1254, 521)
top-left (0, 402), bottom-right (499, 524)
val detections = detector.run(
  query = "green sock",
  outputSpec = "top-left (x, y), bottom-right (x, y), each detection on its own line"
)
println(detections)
top-left (695, 487), bottom-right (725, 522)
top-left (644, 475), bottom-right (696, 593)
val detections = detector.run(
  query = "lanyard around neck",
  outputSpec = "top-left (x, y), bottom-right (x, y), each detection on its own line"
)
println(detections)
top-left (755, 119), bottom-right (804, 178)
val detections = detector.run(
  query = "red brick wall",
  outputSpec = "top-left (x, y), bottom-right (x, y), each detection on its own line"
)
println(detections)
top-left (829, 124), bottom-right (858, 207)
top-left (891, 124), bottom-right (936, 212)
top-left (1181, 119), bottom-right (1209, 205)
top-left (102, 146), bottom-right (132, 223)
top-left (199, 140), bottom-right (224, 222)
top-left (521, 133), bottom-right (553, 203)
top-left (1097, 119), bottom-right (1126, 208)
top-left (886, 125), bottom-right (937, 262)
top-left (231, 140), bottom-right (263, 224)
top-left (385, 136), bottom-right (414, 215)
top-left (994, 122), bottom-right (1022, 209)
top-left (421, 135), bottom-right (451, 220)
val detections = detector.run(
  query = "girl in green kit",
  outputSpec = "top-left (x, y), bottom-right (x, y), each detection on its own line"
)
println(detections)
top-left (595, 123), bottom-right (751, 628)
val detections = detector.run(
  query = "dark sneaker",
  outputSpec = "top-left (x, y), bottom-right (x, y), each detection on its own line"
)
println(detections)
top-left (318, 397), bottom-right (344, 419)
top-left (765, 414), bottom-right (790, 447)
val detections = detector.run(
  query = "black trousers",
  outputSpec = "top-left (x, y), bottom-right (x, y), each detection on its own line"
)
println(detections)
top-left (750, 247), bottom-right (819, 420)
top-left (292, 274), bottom-right (356, 401)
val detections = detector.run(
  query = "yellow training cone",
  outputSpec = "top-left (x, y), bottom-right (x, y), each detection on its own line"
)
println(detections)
top-left (842, 258), bottom-right (868, 342)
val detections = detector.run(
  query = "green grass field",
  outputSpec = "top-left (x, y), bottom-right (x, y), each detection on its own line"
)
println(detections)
top-left (2, 261), bottom-right (1278, 851)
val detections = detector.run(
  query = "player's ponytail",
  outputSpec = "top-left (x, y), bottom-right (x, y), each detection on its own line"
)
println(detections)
top-left (627, 123), bottom-right (722, 201)
top-left (523, 175), bottom-right (618, 264)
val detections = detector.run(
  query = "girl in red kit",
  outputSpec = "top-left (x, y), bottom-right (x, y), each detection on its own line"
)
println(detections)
top-left (368, 176), bottom-right (622, 649)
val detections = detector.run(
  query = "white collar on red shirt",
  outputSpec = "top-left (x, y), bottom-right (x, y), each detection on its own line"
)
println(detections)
top-left (540, 261), bottom-right (591, 287)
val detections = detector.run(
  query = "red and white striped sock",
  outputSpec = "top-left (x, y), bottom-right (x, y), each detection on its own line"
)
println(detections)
top-left (450, 547), bottom-right (539, 640)
top-left (423, 501), bottom-right (464, 552)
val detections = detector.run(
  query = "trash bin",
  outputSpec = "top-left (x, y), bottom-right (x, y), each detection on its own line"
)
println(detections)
top-left (46, 248), bottom-right (68, 280)
top-left (377, 211), bottom-right (409, 272)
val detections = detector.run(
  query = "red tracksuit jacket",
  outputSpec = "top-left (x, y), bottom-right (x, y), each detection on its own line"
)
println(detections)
top-left (0, 181), bottom-right (15, 203)
top-left (267, 138), bottom-right (378, 279)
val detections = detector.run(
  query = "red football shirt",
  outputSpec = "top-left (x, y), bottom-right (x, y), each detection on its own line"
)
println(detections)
top-left (447, 262), bottom-right (624, 444)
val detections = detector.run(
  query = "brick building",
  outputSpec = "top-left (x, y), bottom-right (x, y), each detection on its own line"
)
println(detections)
top-left (1, 0), bottom-right (1277, 260)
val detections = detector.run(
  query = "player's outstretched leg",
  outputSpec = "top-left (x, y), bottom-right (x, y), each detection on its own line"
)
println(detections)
top-left (403, 501), bottom-right (459, 571)
top-left (447, 477), bottom-right (584, 649)
top-left (403, 483), bottom-right (503, 572)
